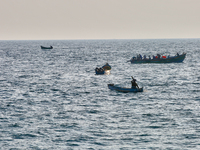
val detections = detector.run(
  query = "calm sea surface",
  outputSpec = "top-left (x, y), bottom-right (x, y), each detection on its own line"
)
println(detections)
top-left (0, 39), bottom-right (200, 149)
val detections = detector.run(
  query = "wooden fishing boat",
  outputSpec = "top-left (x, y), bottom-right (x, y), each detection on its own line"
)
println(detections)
top-left (41, 46), bottom-right (53, 49)
top-left (108, 84), bottom-right (143, 93)
top-left (130, 53), bottom-right (186, 64)
top-left (95, 63), bottom-right (111, 75)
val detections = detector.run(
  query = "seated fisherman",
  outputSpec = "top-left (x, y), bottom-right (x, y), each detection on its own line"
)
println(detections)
top-left (157, 54), bottom-right (161, 59)
top-left (139, 54), bottom-right (142, 60)
top-left (131, 76), bottom-right (139, 89)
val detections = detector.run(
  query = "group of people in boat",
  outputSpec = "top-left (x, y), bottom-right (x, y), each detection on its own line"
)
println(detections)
top-left (95, 63), bottom-right (111, 74)
top-left (132, 52), bottom-right (182, 61)
top-left (134, 54), bottom-right (166, 60)
top-left (95, 67), bottom-right (104, 72)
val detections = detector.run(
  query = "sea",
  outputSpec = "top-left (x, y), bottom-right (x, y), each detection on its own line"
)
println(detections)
top-left (0, 39), bottom-right (200, 150)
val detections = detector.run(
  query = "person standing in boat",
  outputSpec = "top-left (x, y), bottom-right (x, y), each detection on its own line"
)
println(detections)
top-left (131, 76), bottom-right (139, 89)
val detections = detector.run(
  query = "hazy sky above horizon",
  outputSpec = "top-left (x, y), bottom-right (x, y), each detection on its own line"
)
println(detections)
top-left (0, 0), bottom-right (200, 40)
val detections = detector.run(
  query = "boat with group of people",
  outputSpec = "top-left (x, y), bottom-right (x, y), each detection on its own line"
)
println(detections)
top-left (129, 52), bottom-right (186, 63)
top-left (95, 63), bottom-right (111, 75)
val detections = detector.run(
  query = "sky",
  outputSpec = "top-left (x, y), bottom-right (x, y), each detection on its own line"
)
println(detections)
top-left (0, 0), bottom-right (200, 40)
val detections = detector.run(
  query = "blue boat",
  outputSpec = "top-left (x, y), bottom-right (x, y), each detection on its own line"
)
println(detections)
top-left (130, 53), bottom-right (186, 63)
top-left (95, 63), bottom-right (111, 75)
top-left (95, 67), bottom-right (105, 75)
top-left (108, 84), bottom-right (143, 93)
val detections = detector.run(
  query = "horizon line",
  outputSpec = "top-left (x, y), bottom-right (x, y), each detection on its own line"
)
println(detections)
top-left (1, 37), bottom-right (200, 41)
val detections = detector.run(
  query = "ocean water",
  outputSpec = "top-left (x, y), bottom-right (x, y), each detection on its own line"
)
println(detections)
top-left (0, 39), bottom-right (200, 150)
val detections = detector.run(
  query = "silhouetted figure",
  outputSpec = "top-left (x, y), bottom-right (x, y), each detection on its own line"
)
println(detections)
top-left (131, 76), bottom-right (139, 89)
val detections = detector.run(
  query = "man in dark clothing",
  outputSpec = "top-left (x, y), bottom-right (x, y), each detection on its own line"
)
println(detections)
top-left (131, 76), bottom-right (139, 89)
top-left (157, 54), bottom-right (161, 59)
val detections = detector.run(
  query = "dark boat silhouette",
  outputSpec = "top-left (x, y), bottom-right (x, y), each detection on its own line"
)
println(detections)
top-left (95, 63), bottom-right (111, 75)
top-left (108, 84), bottom-right (143, 93)
top-left (130, 53), bottom-right (186, 63)
top-left (41, 46), bottom-right (53, 49)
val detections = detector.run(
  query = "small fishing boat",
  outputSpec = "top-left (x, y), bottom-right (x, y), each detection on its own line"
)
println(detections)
top-left (95, 63), bottom-right (111, 75)
top-left (130, 52), bottom-right (186, 63)
top-left (41, 46), bottom-right (53, 49)
top-left (108, 84), bottom-right (143, 93)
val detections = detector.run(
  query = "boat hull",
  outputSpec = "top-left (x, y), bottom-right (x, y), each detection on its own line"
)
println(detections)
top-left (41, 46), bottom-right (53, 49)
top-left (130, 53), bottom-right (186, 64)
top-left (108, 84), bottom-right (143, 93)
top-left (95, 70), bottom-right (105, 75)
top-left (95, 70), bottom-right (110, 75)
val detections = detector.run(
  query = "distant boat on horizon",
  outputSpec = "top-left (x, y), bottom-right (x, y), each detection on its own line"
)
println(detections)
top-left (41, 46), bottom-right (53, 49)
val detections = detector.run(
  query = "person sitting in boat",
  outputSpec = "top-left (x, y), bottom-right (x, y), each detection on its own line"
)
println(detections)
top-left (131, 57), bottom-right (136, 61)
top-left (149, 55), bottom-right (151, 60)
top-left (157, 54), bottom-right (161, 59)
top-left (144, 55), bottom-right (146, 59)
top-left (131, 76), bottom-right (139, 89)
top-left (176, 52), bottom-right (179, 56)
top-left (137, 54), bottom-right (141, 60)
top-left (139, 54), bottom-right (142, 60)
